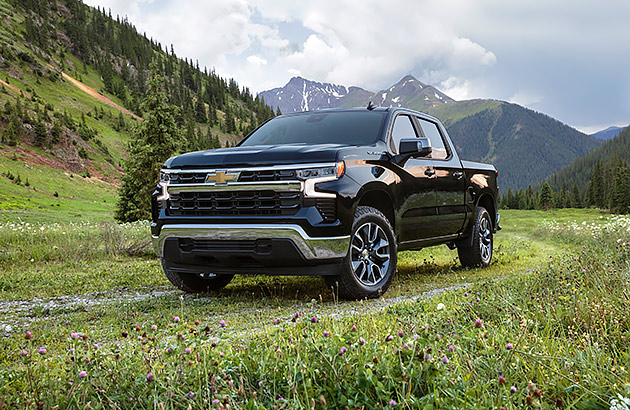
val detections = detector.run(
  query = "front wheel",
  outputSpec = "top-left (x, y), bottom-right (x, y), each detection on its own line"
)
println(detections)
top-left (161, 259), bottom-right (234, 293)
top-left (325, 206), bottom-right (397, 300)
top-left (457, 206), bottom-right (493, 268)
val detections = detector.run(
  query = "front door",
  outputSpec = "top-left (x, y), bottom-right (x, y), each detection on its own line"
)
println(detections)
top-left (389, 114), bottom-right (437, 243)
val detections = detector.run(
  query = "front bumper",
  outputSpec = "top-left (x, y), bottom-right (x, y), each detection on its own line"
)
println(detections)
top-left (152, 224), bottom-right (350, 261)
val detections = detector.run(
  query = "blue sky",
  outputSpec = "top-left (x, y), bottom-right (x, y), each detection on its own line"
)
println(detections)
top-left (83, 0), bottom-right (630, 133)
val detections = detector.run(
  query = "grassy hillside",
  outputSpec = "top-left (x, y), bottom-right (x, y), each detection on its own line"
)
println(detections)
top-left (0, 0), bottom-right (276, 221)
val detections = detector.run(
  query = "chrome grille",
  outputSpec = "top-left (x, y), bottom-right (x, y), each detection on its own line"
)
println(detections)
top-left (237, 169), bottom-right (296, 182)
top-left (167, 190), bottom-right (301, 217)
top-left (167, 172), bottom-right (206, 184)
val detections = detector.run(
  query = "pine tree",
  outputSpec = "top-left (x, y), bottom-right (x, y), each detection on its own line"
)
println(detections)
top-left (571, 183), bottom-right (582, 208)
top-left (224, 104), bottom-right (236, 134)
top-left (611, 163), bottom-right (630, 214)
top-left (34, 120), bottom-right (47, 146)
top-left (194, 97), bottom-right (207, 123)
top-left (539, 182), bottom-right (553, 211)
top-left (115, 62), bottom-right (181, 222)
top-left (4, 111), bottom-right (20, 146)
top-left (51, 120), bottom-right (62, 144)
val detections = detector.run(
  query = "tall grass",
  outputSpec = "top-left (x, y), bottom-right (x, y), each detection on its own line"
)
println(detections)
top-left (0, 212), bottom-right (628, 408)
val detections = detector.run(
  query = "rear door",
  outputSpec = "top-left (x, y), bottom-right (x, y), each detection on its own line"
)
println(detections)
top-left (414, 116), bottom-right (467, 237)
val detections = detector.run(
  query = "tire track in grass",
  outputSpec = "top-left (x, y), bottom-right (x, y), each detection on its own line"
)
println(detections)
top-left (0, 281), bottom-right (472, 336)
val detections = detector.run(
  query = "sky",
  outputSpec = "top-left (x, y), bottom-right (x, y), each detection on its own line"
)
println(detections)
top-left (82, 0), bottom-right (630, 134)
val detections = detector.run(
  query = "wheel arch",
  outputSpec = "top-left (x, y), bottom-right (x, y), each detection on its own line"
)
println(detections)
top-left (356, 187), bottom-right (396, 234)
top-left (477, 192), bottom-right (497, 230)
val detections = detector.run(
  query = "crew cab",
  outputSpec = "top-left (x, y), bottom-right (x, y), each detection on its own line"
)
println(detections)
top-left (151, 106), bottom-right (500, 299)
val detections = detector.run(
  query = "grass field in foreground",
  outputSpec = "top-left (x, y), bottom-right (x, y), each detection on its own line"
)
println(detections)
top-left (0, 209), bottom-right (628, 408)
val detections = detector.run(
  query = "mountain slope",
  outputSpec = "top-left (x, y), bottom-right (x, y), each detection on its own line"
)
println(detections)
top-left (547, 126), bottom-right (630, 192)
top-left (260, 75), bottom-right (452, 113)
top-left (258, 76), bottom-right (372, 114)
top-left (429, 101), bottom-right (602, 189)
top-left (591, 125), bottom-right (624, 141)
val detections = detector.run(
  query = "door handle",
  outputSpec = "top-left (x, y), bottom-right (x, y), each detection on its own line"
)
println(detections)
top-left (424, 168), bottom-right (435, 177)
top-left (453, 171), bottom-right (463, 179)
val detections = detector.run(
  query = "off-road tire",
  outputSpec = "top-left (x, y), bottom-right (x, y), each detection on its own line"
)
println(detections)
top-left (457, 206), bottom-right (493, 268)
top-left (325, 206), bottom-right (397, 300)
top-left (161, 259), bottom-right (234, 293)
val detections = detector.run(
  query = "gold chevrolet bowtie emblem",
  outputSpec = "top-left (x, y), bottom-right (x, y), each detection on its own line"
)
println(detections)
top-left (205, 170), bottom-right (239, 185)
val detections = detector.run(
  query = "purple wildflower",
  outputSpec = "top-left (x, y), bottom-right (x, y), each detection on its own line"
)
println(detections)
top-left (441, 356), bottom-right (449, 364)
top-left (390, 399), bottom-right (397, 406)
top-left (188, 392), bottom-right (194, 399)
top-left (359, 337), bottom-right (366, 345)
top-left (219, 320), bottom-right (226, 327)
top-left (38, 348), bottom-right (46, 355)
top-left (386, 335), bottom-right (394, 341)
top-left (397, 330), bottom-right (404, 337)
top-left (474, 318), bottom-right (483, 328)
top-left (339, 346), bottom-right (347, 355)
top-left (212, 399), bottom-right (220, 404)
top-left (185, 348), bottom-right (192, 354)
top-left (448, 344), bottom-right (455, 352)
top-left (323, 331), bottom-right (330, 337)
top-left (20, 350), bottom-right (28, 356)
top-left (70, 332), bottom-right (79, 339)
top-left (510, 386), bottom-right (517, 394)
top-left (506, 343), bottom-right (514, 350)
top-left (25, 331), bottom-right (33, 340)
top-left (151, 325), bottom-right (158, 330)
top-left (173, 316), bottom-right (180, 323)
top-left (78, 371), bottom-right (87, 378)
top-left (147, 372), bottom-right (155, 382)
top-left (351, 325), bottom-right (357, 332)
top-left (311, 316), bottom-right (318, 323)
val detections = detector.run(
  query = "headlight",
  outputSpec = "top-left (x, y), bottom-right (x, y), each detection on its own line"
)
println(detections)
top-left (301, 162), bottom-right (344, 198)
top-left (296, 162), bottom-right (345, 180)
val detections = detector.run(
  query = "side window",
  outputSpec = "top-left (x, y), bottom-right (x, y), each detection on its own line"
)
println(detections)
top-left (417, 118), bottom-right (448, 160)
top-left (390, 115), bottom-right (417, 153)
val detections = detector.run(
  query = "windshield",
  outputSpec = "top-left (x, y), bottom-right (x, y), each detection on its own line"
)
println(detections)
top-left (240, 111), bottom-right (386, 147)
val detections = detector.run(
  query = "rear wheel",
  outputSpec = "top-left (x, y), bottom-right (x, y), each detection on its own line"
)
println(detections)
top-left (457, 206), bottom-right (493, 268)
top-left (325, 206), bottom-right (397, 299)
top-left (161, 259), bottom-right (234, 292)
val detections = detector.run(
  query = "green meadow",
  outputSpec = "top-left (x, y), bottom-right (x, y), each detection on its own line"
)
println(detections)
top-left (0, 208), bottom-right (628, 408)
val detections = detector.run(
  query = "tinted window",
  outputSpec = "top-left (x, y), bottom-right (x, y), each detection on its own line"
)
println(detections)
top-left (417, 118), bottom-right (448, 160)
top-left (390, 115), bottom-right (417, 153)
top-left (240, 111), bottom-right (386, 147)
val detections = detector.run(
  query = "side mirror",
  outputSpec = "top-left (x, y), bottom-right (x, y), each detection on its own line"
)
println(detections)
top-left (399, 137), bottom-right (432, 157)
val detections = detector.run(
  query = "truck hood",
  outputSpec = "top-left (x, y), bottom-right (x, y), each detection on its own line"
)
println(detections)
top-left (164, 144), bottom-right (345, 169)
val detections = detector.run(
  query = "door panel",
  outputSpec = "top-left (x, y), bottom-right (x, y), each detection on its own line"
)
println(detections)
top-left (389, 114), bottom-right (437, 242)
top-left (415, 117), bottom-right (466, 237)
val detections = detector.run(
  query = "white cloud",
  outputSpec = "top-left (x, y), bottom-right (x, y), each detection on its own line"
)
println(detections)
top-left (509, 89), bottom-right (543, 107)
top-left (247, 55), bottom-right (267, 66)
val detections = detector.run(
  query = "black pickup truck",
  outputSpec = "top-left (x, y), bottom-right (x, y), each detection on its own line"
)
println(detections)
top-left (151, 107), bottom-right (499, 299)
